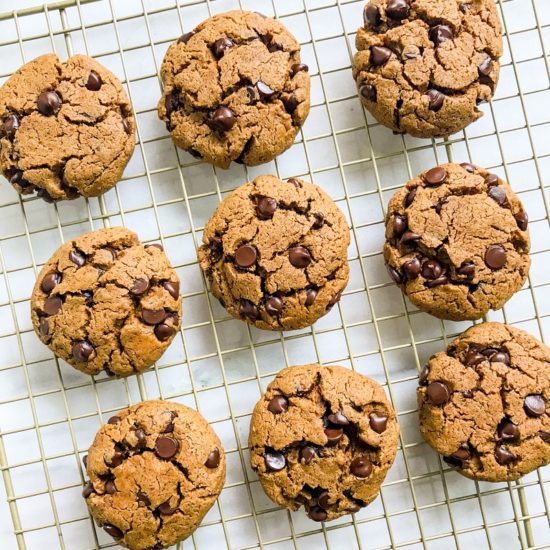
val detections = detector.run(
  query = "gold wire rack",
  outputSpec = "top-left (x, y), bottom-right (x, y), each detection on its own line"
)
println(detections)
top-left (0, 0), bottom-right (548, 548)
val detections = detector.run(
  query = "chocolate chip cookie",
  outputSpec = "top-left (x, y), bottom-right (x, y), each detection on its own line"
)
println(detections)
top-left (0, 54), bottom-right (135, 202)
top-left (249, 364), bottom-right (399, 521)
top-left (418, 323), bottom-right (549, 481)
top-left (83, 400), bottom-right (225, 549)
top-left (31, 228), bottom-right (181, 377)
top-left (384, 163), bottom-right (530, 320)
top-left (198, 175), bottom-right (349, 330)
top-left (353, 0), bottom-right (503, 138)
top-left (158, 10), bottom-right (310, 168)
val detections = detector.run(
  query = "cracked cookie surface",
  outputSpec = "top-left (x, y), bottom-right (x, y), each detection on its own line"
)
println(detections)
top-left (418, 323), bottom-right (550, 481)
top-left (384, 163), bottom-right (530, 321)
top-left (0, 54), bottom-right (135, 201)
top-left (83, 400), bottom-right (225, 550)
top-left (352, 0), bottom-right (502, 138)
top-left (249, 364), bottom-right (399, 521)
top-left (31, 227), bottom-right (181, 377)
top-left (198, 175), bottom-right (350, 331)
top-left (157, 10), bottom-right (310, 168)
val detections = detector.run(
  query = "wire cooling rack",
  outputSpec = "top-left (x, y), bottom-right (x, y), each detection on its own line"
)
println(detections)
top-left (0, 0), bottom-right (549, 548)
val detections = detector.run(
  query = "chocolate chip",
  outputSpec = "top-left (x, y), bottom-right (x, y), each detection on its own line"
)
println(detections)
top-left (43, 296), bottom-right (63, 315)
top-left (460, 162), bottom-right (476, 173)
top-left (419, 365), bottom-right (429, 386)
top-left (327, 292), bottom-right (342, 310)
top-left (265, 450), bottom-right (286, 471)
top-left (82, 481), bottom-right (94, 498)
top-left (105, 479), bottom-right (116, 495)
top-left (484, 245), bottom-right (507, 269)
top-left (268, 42), bottom-right (283, 53)
top-left (370, 45), bottom-right (392, 66)
top-left (386, 0), bottom-right (410, 20)
top-left (490, 351), bottom-right (510, 365)
top-left (370, 414), bottom-right (388, 433)
top-left (287, 177), bottom-right (301, 187)
top-left (350, 456), bottom-right (373, 478)
top-left (141, 309), bottom-right (167, 325)
top-left (427, 381), bottom-right (451, 405)
top-left (209, 236), bottom-right (223, 260)
top-left (165, 91), bottom-right (179, 118)
top-left (327, 412), bottom-right (349, 426)
top-left (158, 500), bottom-right (177, 515)
top-left (130, 278), bottom-right (149, 295)
top-left (347, 501), bottom-right (364, 513)
top-left (284, 94), bottom-right (299, 114)
top-left (458, 262), bottom-right (475, 279)
top-left (103, 524), bottom-right (123, 539)
top-left (265, 296), bottom-right (283, 316)
top-left (300, 446), bottom-right (317, 464)
top-left (403, 257), bottom-right (421, 279)
top-left (400, 231), bottom-right (421, 244)
top-left (317, 491), bottom-right (330, 510)
top-left (478, 56), bottom-right (493, 77)
top-left (515, 211), bottom-right (528, 231)
top-left (72, 340), bottom-right (93, 362)
top-left (256, 81), bottom-right (276, 100)
top-left (213, 37), bottom-right (233, 58)
top-left (488, 186), bottom-right (507, 205)
top-left (3, 114), bottom-right (19, 138)
top-left (107, 415), bottom-right (120, 424)
top-left (9, 170), bottom-right (27, 187)
top-left (154, 323), bottom-right (176, 341)
top-left (430, 24), bottom-right (454, 46)
top-left (312, 213), bottom-right (325, 229)
top-left (291, 63), bottom-right (309, 77)
top-left (538, 431), bottom-right (550, 443)
top-left (134, 428), bottom-right (147, 449)
top-left (41, 271), bottom-right (62, 293)
top-left (86, 70), bottom-right (102, 91)
top-left (405, 187), bottom-right (417, 207)
top-left (360, 83), bottom-right (377, 102)
top-left (426, 89), bottom-right (445, 111)
top-left (465, 349), bottom-right (485, 366)
top-left (425, 275), bottom-right (449, 288)
top-left (421, 260), bottom-right (443, 280)
top-left (524, 394), bottom-right (545, 417)
top-left (267, 395), bottom-right (288, 414)
top-left (257, 196), bottom-right (278, 219)
top-left (424, 166), bottom-right (448, 186)
top-left (205, 448), bottom-right (220, 468)
top-left (308, 505), bottom-right (328, 522)
top-left (122, 118), bottom-right (131, 134)
top-left (39, 317), bottom-right (49, 336)
top-left (451, 443), bottom-right (470, 461)
top-left (207, 106), bottom-right (235, 132)
top-left (305, 289), bottom-right (317, 306)
top-left (392, 214), bottom-right (407, 238)
top-left (178, 31), bottom-right (195, 44)
top-left (495, 444), bottom-right (516, 465)
top-left (435, 197), bottom-right (448, 214)
top-left (387, 265), bottom-right (403, 285)
top-left (163, 281), bottom-right (180, 300)
top-left (155, 436), bottom-right (179, 459)
top-left (37, 188), bottom-right (54, 203)
top-left (37, 91), bottom-right (62, 116)
top-left (484, 173), bottom-right (499, 187)
top-left (498, 419), bottom-right (519, 441)
top-left (324, 427), bottom-right (344, 446)
top-left (364, 3), bottom-right (381, 26)
top-left (145, 243), bottom-right (164, 251)
top-left (69, 249), bottom-right (86, 267)
top-left (289, 246), bottom-right (311, 268)
top-left (240, 299), bottom-right (259, 321)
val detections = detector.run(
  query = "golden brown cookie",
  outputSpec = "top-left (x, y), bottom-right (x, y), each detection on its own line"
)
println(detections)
top-left (384, 163), bottom-right (530, 321)
top-left (418, 323), bottom-right (550, 482)
top-left (0, 54), bottom-right (135, 202)
top-left (198, 175), bottom-right (350, 330)
top-left (352, 0), bottom-right (503, 138)
top-left (31, 228), bottom-right (181, 377)
top-left (158, 10), bottom-right (310, 168)
top-left (83, 400), bottom-right (225, 550)
top-left (249, 364), bottom-right (399, 521)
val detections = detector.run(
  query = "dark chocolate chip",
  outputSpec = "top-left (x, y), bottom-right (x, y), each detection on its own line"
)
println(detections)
top-left (419, 365), bottom-right (429, 386)
top-left (41, 271), bottom-right (62, 293)
top-left (386, 0), bottom-right (410, 20)
top-left (324, 427), bottom-right (344, 446)
top-left (538, 431), bottom-right (550, 443)
top-left (425, 275), bottom-right (449, 288)
top-left (360, 83), bottom-right (377, 102)
top-left (207, 106), bottom-right (236, 132)
top-left (327, 291), bottom-right (342, 309)
top-left (370, 414), bottom-right (388, 433)
top-left (498, 419), bottom-right (519, 441)
top-left (3, 114), bottom-right (19, 138)
top-left (235, 244), bottom-right (257, 268)
top-left (308, 505), bottom-right (328, 522)
top-left (427, 381), bottom-right (451, 405)
top-left (178, 31), bottom-right (195, 44)
top-left (403, 257), bottom-right (421, 279)
top-left (265, 296), bottom-right (283, 316)
top-left (130, 278), bottom-right (150, 295)
top-left (154, 323), bottom-right (176, 342)
top-left (488, 186), bottom-right (507, 205)
top-left (284, 94), bottom-right (300, 114)
top-left (163, 281), bottom-right (180, 300)
top-left (72, 340), bottom-right (93, 362)
top-left (484, 173), bottom-right (499, 187)
top-left (460, 162), bottom-right (476, 173)
top-left (392, 214), bottom-right (407, 238)
top-left (300, 446), bottom-right (317, 464)
top-left (103, 524), bottom-right (123, 539)
top-left (451, 443), bottom-right (470, 461)
top-left (141, 309), bottom-right (167, 325)
top-left (291, 63), bottom-right (309, 77)
top-left (209, 237), bottom-right (223, 260)
top-left (424, 166), bottom-right (448, 186)
top-left (205, 448), bottom-right (220, 468)
top-left (105, 479), bottom-right (116, 495)
top-left (421, 260), bottom-right (443, 280)
top-left (9, 170), bottom-right (28, 187)
top-left (490, 351), bottom-right (510, 365)
top-left (465, 349), bottom-right (485, 366)
top-left (37, 91), bottom-right (62, 116)
top-left (327, 412), bottom-right (349, 426)
top-left (484, 245), bottom-right (507, 269)
top-left (86, 70), bottom-right (102, 91)
top-left (317, 491), bottom-right (330, 510)
top-left (122, 118), bottom-right (131, 134)
top-left (370, 45), bottom-right (392, 66)
top-left (305, 289), bottom-right (317, 306)
top-left (145, 243), bottom-right (164, 251)
top-left (495, 444), bottom-right (516, 465)
top-left (165, 91), bottom-right (179, 118)
top-left (267, 395), bottom-right (288, 414)
top-left (256, 81), bottom-right (276, 100)
top-left (515, 211), bottom-right (528, 231)
top-left (82, 481), bottom-right (94, 498)
top-left (39, 317), bottom-right (49, 336)
top-left (478, 56), bottom-right (493, 77)
top-left (524, 394), bottom-right (545, 417)
top-left (134, 428), bottom-right (147, 449)
top-left (287, 177), bottom-right (301, 187)
top-left (155, 436), bottom-right (179, 459)
top-left (107, 415), bottom-right (120, 424)
top-left (312, 213), bottom-right (325, 229)
top-left (268, 41), bottom-right (283, 53)
top-left (265, 450), bottom-right (286, 471)
top-left (43, 296), bottom-right (63, 315)
top-left (405, 187), bottom-right (417, 207)
top-left (240, 299), bottom-right (259, 321)
top-left (458, 262), bottom-right (475, 279)
top-left (213, 37), bottom-right (233, 58)
top-left (137, 491), bottom-right (150, 506)
top-left (435, 197), bottom-right (448, 214)
top-left (69, 249), bottom-right (86, 267)
top-left (289, 246), bottom-right (311, 268)
top-left (158, 500), bottom-right (177, 515)
top-left (426, 89), bottom-right (445, 111)
top-left (350, 456), bottom-right (373, 478)
top-left (364, 3), bottom-right (381, 26)
top-left (400, 230), bottom-right (421, 244)
top-left (430, 24), bottom-right (454, 46)
top-left (257, 196), bottom-right (278, 219)
top-left (387, 265), bottom-right (403, 285)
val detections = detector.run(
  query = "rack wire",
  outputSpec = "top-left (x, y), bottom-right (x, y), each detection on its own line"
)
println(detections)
top-left (0, 0), bottom-right (548, 548)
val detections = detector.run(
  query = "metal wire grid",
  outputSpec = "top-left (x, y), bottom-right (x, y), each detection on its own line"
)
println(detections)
top-left (0, 0), bottom-right (548, 548)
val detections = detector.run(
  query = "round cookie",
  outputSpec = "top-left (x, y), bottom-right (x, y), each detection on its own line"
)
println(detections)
top-left (249, 364), bottom-right (399, 521)
top-left (83, 400), bottom-right (225, 549)
top-left (158, 10), bottom-right (310, 168)
top-left (31, 227), bottom-right (181, 377)
top-left (0, 54), bottom-right (135, 202)
top-left (384, 163), bottom-right (530, 321)
top-left (197, 175), bottom-right (349, 331)
top-left (418, 323), bottom-right (550, 481)
top-left (352, 0), bottom-right (503, 138)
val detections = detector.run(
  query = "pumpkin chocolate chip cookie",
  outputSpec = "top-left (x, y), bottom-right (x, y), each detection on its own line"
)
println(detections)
top-left (31, 227), bottom-right (181, 377)
top-left (158, 10), bottom-right (310, 168)
top-left (353, 0), bottom-right (503, 137)
top-left (384, 163), bottom-right (530, 321)
top-left (249, 364), bottom-right (399, 521)
top-left (418, 323), bottom-right (549, 481)
top-left (83, 400), bottom-right (225, 549)
top-left (198, 175), bottom-right (350, 331)
top-left (0, 54), bottom-right (135, 202)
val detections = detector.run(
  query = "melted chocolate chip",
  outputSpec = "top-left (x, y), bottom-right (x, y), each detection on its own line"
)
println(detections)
top-left (37, 91), bottom-right (62, 116)
top-left (392, 214), bottom-right (407, 238)
top-left (154, 323), bottom-right (176, 342)
top-left (69, 249), bottom-right (86, 267)
top-left (387, 265), bottom-right (403, 285)
top-left (386, 0), bottom-right (410, 20)
top-left (235, 244), bottom-right (257, 267)
top-left (458, 262), bottom-right (475, 279)
top-left (305, 288), bottom-right (317, 306)
top-left (284, 94), bottom-right (299, 114)
top-left (401, 231), bottom-right (421, 244)
top-left (300, 446), bottom-right (317, 464)
top-left (498, 419), bottom-right (519, 441)
top-left (308, 505), bottom-right (328, 522)
top-left (426, 89), bottom-right (445, 111)
top-left (495, 444), bottom-right (516, 465)
top-left (213, 37), bottom-right (233, 58)
top-left (465, 349), bottom-right (485, 366)
top-left (324, 427), bottom-right (343, 446)
top-left (403, 257), bottom-right (421, 279)
top-left (421, 260), bottom-right (443, 280)
top-left (265, 296), bottom-right (283, 316)
top-left (103, 524), bottom-right (123, 539)
top-left (424, 166), bottom-right (447, 186)
top-left (291, 63), bottom-right (309, 77)
top-left (130, 278), bottom-right (150, 295)
top-left (267, 395), bottom-right (288, 414)
top-left (327, 411), bottom-right (349, 426)
top-left (350, 456), bottom-right (373, 478)
top-left (451, 443), bottom-right (470, 461)
top-left (256, 196), bottom-right (278, 219)
top-left (312, 213), bottom-right (325, 229)
top-left (107, 415), bottom-right (120, 424)
top-left (43, 296), bottom-right (63, 315)
top-left (209, 237), bottom-right (223, 260)
top-left (163, 281), bottom-right (180, 300)
top-left (460, 162), bottom-right (476, 173)
top-left (360, 83), bottom-right (377, 102)
top-left (82, 480), bottom-right (94, 498)
top-left (478, 56), bottom-right (493, 77)
top-left (240, 299), bottom-right (259, 321)
top-left (371, 45), bottom-right (392, 66)
top-left (289, 246), bottom-right (311, 268)
top-left (256, 81), bottom-right (276, 100)
top-left (86, 71), bottom-right (102, 91)
top-left (426, 381), bottom-right (451, 405)
top-left (178, 31), bottom-right (195, 44)
top-left (155, 436), bottom-right (179, 459)
top-left (105, 479), bottom-right (117, 495)
top-left (490, 351), bottom-right (510, 365)
top-left (141, 309), bottom-right (167, 325)
top-left (430, 24), bottom-right (454, 46)
top-left (39, 317), bottom-right (49, 336)
top-left (207, 106), bottom-right (235, 132)
top-left (484, 245), bottom-right (507, 269)
top-left (405, 187), bottom-right (417, 207)
top-left (524, 394), bottom-right (545, 417)
top-left (488, 186), bottom-right (507, 206)
top-left (3, 114), bottom-right (19, 138)
top-left (72, 341), bottom-right (94, 362)
top-left (205, 448), bottom-right (220, 468)
top-left (419, 365), bottom-right (430, 386)
top-left (265, 450), bottom-right (286, 471)
top-left (41, 271), bottom-right (62, 293)
top-left (369, 414), bottom-right (388, 433)
top-left (515, 211), bottom-right (528, 231)
top-left (364, 3), bottom-right (381, 27)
